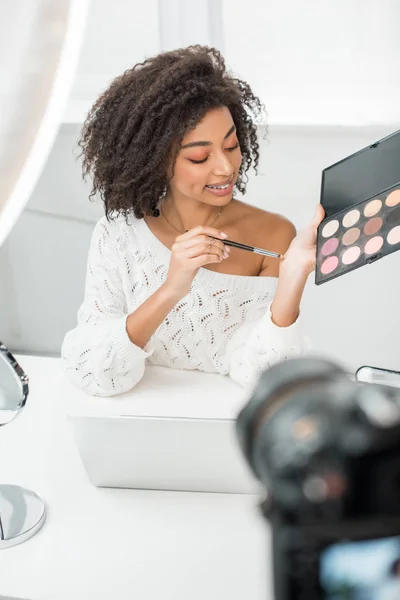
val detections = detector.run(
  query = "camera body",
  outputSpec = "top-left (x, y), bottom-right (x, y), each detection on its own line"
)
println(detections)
top-left (236, 358), bottom-right (400, 599)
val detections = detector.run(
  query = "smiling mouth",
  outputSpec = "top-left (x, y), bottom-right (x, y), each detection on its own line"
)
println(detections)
top-left (205, 176), bottom-right (234, 190)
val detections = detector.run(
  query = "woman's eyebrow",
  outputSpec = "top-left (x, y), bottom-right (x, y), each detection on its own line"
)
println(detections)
top-left (180, 124), bottom-right (236, 149)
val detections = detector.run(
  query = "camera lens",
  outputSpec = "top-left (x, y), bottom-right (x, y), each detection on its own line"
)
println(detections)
top-left (236, 357), bottom-right (345, 485)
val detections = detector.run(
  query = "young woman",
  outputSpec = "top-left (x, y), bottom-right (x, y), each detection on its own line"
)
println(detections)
top-left (62, 45), bottom-right (324, 397)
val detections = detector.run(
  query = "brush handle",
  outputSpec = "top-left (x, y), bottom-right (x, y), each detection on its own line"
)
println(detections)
top-left (212, 237), bottom-right (282, 259)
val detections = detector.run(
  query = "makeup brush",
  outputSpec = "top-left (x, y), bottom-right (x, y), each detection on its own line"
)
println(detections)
top-left (211, 237), bottom-right (282, 259)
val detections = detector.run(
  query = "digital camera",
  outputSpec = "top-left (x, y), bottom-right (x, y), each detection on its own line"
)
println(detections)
top-left (236, 357), bottom-right (400, 599)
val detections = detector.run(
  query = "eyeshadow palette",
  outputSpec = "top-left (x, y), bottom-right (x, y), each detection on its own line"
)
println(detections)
top-left (315, 129), bottom-right (400, 285)
top-left (316, 185), bottom-right (400, 283)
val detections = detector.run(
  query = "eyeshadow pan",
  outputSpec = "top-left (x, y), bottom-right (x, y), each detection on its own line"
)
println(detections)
top-left (342, 246), bottom-right (361, 265)
top-left (363, 217), bottom-right (383, 236)
top-left (364, 199), bottom-right (382, 217)
top-left (386, 189), bottom-right (400, 207)
top-left (342, 209), bottom-right (360, 228)
top-left (364, 236), bottom-right (384, 255)
top-left (342, 227), bottom-right (360, 246)
top-left (321, 256), bottom-right (339, 274)
top-left (387, 226), bottom-right (400, 245)
top-left (321, 238), bottom-right (339, 256)
top-left (322, 220), bottom-right (339, 238)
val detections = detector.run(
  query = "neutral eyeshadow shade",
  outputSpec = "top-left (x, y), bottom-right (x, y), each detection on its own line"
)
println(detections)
top-left (321, 237), bottom-right (339, 256)
top-left (387, 226), bottom-right (400, 245)
top-left (342, 246), bottom-right (361, 265)
top-left (364, 236), bottom-right (384, 255)
top-left (321, 256), bottom-right (339, 275)
top-left (322, 220), bottom-right (339, 238)
top-left (342, 227), bottom-right (360, 246)
top-left (386, 189), bottom-right (400, 207)
top-left (342, 209), bottom-right (360, 228)
top-left (364, 217), bottom-right (383, 236)
top-left (364, 199), bottom-right (382, 217)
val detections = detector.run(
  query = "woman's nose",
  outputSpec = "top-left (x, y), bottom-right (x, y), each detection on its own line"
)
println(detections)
top-left (213, 152), bottom-right (234, 176)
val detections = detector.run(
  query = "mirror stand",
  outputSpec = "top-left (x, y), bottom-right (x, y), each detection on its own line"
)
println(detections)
top-left (0, 342), bottom-right (47, 549)
top-left (0, 484), bottom-right (46, 549)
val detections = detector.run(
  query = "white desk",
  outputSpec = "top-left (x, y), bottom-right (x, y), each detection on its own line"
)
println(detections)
top-left (0, 356), bottom-right (273, 600)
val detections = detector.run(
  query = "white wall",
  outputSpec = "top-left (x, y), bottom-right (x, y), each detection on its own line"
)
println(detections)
top-left (0, 0), bottom-right (399, 372)
top-left (64, 0), bottom-right (161, 123)
top-left (63, 0), bottom-right (224, 123)
top-left (0, 125), bottom-right (102, 355)
top-left (223, 0), bottom-right (400, 126)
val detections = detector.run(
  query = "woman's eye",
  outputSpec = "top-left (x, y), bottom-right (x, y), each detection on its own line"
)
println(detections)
top-left (188, 157), bottom-right (209, 164)
top-left (188, 143), bottom-right (239, 164)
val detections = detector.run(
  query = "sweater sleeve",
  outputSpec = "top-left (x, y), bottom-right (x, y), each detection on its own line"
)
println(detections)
top-left (61, 218), bottom-right (153, 396)
top-left (225, 301), bottom-right (311, 389)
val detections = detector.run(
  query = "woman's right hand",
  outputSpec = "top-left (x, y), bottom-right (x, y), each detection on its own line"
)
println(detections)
top-left (164, 226), bottom-right (230, 299)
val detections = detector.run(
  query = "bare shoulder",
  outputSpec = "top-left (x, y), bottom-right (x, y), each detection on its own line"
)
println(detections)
top-left (228, 199), bottom-right (296, 255)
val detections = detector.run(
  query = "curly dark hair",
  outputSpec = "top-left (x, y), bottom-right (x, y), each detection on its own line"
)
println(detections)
top-left (79, 45), bottom-right (266, 220)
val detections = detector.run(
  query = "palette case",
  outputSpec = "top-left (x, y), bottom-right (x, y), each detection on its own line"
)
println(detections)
top-left (315, 129), bottom-right (400, 285)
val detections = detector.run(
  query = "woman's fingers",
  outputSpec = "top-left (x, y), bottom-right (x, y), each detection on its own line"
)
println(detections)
top-left (181, 234), bottom-right (226, 252)
top-left (172, 229), bottom-right (230, 263)
top-left (311, 204), bottom-right (325, 228)
top-left (166, 227), bottom-right (229, 298)
top-left (191, 253), bottom-right (226, 268)
top-left (176, 225), bottom-right (228, 243)
top-left (184, 241), bottom-right (229, 260)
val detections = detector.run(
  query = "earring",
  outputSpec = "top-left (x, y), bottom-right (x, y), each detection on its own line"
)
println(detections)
top-left (153, 182), bottom-right (167, 217)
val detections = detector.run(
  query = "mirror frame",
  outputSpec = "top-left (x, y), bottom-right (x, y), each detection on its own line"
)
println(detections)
top-left (0, 1), bottom-right (89, 248)
top-left (0, 341), bottom-right (29, 417)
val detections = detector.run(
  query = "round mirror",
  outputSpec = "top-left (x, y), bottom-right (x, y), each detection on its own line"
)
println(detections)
top-left (0, 1), bottom-right (88, 550)
top-left (0, 0), bottom-right (88, 247)
top-left (0, 342), bottom-right (28, 426)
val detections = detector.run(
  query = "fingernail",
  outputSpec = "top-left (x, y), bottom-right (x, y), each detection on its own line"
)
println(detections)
top-left (220, 232), bottom-right (228, 238)
top-left (223, 252), bottom-right (229, 259)
top-left (225, 245), bottom-right (231, 252)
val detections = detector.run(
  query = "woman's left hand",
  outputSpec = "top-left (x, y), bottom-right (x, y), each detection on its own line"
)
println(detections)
top-left (281, 204), bottom-right (325, 276)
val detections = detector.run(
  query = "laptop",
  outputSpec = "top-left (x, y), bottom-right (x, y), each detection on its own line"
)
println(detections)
top-left (68, 413), bottom-right (261, 495)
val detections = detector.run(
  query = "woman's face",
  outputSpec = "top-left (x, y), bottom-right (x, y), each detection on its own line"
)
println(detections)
top-left (168, 106), bottom-right (242, 207)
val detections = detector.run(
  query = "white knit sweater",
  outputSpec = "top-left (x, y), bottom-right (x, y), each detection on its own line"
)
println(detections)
top-left (62, 214), bottom-right (310, 396)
